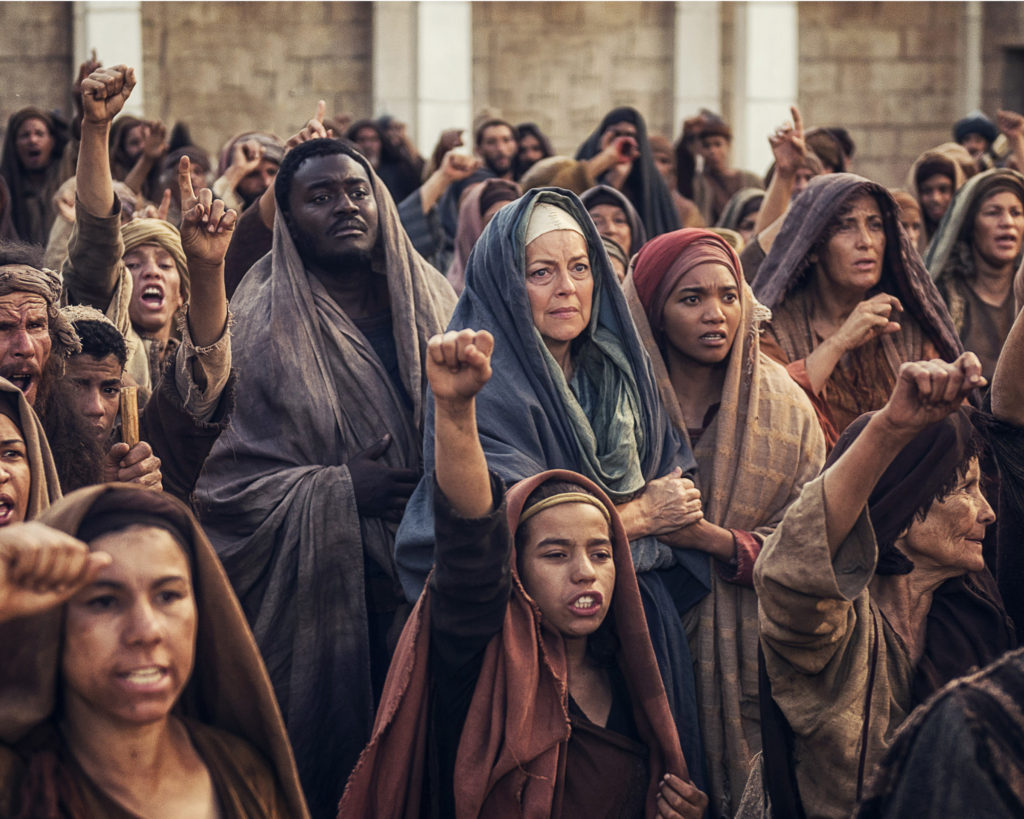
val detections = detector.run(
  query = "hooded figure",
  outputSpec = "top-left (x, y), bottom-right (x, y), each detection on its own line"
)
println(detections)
top-left (446, 178), bottom-right (521, 294)
top-left (394, 189), bottom-right (710, 785)
top-left (627, 229), bottom-right (825, 816)
top-left (581, 184), bottom-right (648, 257)
top-left (0, 108), bottom-right (70, 245)
top-left (342, 469), bottom-right (691, 817)
top-left (906, 142), bottom-right (971, 249)
top-left (575, 107), bottom-right (680, 238)
top-left (194, 139), bottom-right (456, 817)
top-left (0, 484), bottom-right (309, 818)
top-left (924, 168), bottom-right (1024, 379)
top-left (752, 173), bottom-right (961, 447)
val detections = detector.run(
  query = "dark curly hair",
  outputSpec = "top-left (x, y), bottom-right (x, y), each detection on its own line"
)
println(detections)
top-left (72, 319), bottom-right (128, 368)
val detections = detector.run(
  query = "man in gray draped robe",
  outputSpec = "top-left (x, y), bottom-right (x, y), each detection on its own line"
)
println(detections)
top-left (195, 139), bottom-right (457, 818)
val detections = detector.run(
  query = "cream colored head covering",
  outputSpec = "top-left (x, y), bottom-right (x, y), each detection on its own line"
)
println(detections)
top-left (524, 202), bottom-right (585, 246)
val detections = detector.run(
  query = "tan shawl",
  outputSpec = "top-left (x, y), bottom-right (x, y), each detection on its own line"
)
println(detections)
top-left (195, 146), bottom-right (456, 818)
top-left (627, 228), bottom-right (825, 817)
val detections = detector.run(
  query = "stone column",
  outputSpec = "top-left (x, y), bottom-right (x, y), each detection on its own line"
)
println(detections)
top-left (731, 1), bottom-right (798, 174)
top-left (372, 1), bottom-right (472, 157)
top-left (673, 1), bottom-right (722, 132)
top-left (73, 0), bottom-right (145, 116)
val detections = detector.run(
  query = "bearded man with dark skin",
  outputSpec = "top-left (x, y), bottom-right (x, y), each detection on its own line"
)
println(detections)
top-left (195, 138), bottom-right (456, 818)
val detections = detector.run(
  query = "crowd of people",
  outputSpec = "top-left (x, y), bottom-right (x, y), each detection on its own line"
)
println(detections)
top-left (0, 54), bottom-right (1023, 819)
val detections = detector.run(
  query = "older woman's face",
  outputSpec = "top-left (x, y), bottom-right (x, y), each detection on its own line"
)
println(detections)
top-left (62, 525), bottom-right (197, 727)
top-left (0, 414), bottom-right (30, 526)
top-left (816, 194), bottom-right (886, 295)
top-left (517, 501), bottom-right (615, 642)
top-left (900, 458), bottom-right (994, 575)
top-left (525, 230), bottom-right (593, 354)
top-left (588, 204), bottom-right (631, 256)
top-left (972, 190), bottom-right (1024, 271)
top-left (661, 262), bottom-right (741, 367)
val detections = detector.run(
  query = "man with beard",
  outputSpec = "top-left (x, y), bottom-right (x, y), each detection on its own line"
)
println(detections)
top-left (195, 137), bottom-right (456, 818)
top-left (212, 131), bottom-right (285, 213)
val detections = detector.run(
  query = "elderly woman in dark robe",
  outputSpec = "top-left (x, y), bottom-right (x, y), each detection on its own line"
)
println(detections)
top-left (576, 107), bottom-right (680, 238)
top-left (744, 354), bottom-right (1015, 819)
top-left (395, 189), bottom-right (719, 788)
top-left (626, 229), bottom-right (825, 817)
top-left (0, 485), bottom-right (309, 818)
top-left (752, 173), bottom-right (962, 448)
top-left (924, 167), bottom-right (1024, 380)
top-left (342, 330), bottom-right (707, 818)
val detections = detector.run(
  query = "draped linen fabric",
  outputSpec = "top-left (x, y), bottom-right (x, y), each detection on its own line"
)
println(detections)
top-left (627, 229), bottom-right (825, 817)
top-left (195, 155), bottom-right (456, 818)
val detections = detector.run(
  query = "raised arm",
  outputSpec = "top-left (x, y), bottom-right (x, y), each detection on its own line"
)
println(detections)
top-left (821, 353), bottom-right (984, 552)
top-left (754, 105), bottom-right (805, 236)
top-left (428, 329), bottom-right (494, 518)
top-left (123, 119), bottom-right (168, 196)
top-left (78, 65), bottom-right (136, 218)
top-left (177, 154), bottom-right (235, 347)
top-left (416, 150), bottom-right (482, 216)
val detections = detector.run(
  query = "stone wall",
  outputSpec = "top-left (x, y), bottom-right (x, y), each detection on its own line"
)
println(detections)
top-left (0, 3), bottom-right (73, 134)
top-left (471, 2), bottom-right (675, 155)
top-left (141, 2), bottom-right (372, 162)
top-left (982, 3), bottom-right (1024, 119)
top-left (797, 2), bottom-right (965, 188)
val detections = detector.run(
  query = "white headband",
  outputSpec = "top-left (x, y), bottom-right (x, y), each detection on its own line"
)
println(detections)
top-left (524, 202), bottom-right (585, 246)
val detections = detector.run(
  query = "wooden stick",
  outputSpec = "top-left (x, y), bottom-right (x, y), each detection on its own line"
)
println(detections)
top-left (120, 386), bottom-right (139, 447)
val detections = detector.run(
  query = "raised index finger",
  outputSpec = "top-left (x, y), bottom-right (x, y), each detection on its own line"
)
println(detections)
top-left (315, 99), bottom-right (326, 124)
top-left (178, 154), bottom-right (195, 204)
top-left (790, 105), bottom-right (804, 136)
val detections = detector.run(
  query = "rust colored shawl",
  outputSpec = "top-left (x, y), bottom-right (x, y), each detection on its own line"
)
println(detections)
top-left (627, 229), bottom-right (825, 816)
top-left (340, 469), bottom-right (688, 818)
top-left (752, 174), bottom-right (961, 444)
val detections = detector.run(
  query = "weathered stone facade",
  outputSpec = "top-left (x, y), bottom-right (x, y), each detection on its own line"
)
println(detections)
top-left (141, 2), bottom-right (372, 165)
top-left (0, 3), bottom-right (73, 129)
top-left (471, 2), bottom-right (675, 155)
top-left (797, 2), bottom-right (966, 188)
top-left (2, 2), bottom-right (1024, 191)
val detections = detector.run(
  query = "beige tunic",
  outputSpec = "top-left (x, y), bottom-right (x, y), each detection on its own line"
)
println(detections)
top-left (754, 475), bottom-right (913, 819)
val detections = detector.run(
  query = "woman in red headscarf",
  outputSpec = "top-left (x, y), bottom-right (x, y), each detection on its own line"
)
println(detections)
top-left (625, 228), bottom-right (825, 817)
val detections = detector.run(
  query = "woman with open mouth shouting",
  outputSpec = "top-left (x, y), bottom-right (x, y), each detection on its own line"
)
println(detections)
top-left (0, 484), bottom-right (309, 818)
top-left (342, 329), bottom-right (707, 818)
top-left (925, 167), bottom-right (1024, 381)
